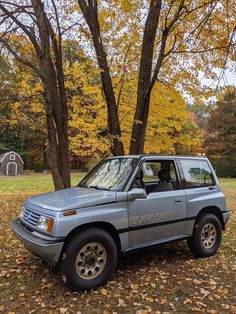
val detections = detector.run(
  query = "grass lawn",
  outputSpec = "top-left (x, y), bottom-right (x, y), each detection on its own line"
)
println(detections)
top-left (0, 174), bottom-right (235, 313)
top-left (0, 172), bottom-right (86, 193)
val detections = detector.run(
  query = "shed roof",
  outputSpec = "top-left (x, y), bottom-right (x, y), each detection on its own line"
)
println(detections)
top-left (0, 151), bottom-right (24, 164)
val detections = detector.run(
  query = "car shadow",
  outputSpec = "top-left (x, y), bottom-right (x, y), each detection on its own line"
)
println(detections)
top-left (117, 240), bottom-right (192, 270)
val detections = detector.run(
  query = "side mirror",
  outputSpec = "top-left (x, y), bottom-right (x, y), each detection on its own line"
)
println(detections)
top-left (128, 188), bottom-right (147, 201)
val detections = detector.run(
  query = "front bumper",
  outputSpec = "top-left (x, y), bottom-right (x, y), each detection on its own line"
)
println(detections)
top-left (223, 210), bottom-right (230, 226)
top-left (11, 218), bottom-right (64, 264)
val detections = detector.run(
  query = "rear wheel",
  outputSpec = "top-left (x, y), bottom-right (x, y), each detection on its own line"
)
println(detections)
top-left (187, 213), bottom-right (222, 257)
top-left (60, 228), bottom-right (117, 291)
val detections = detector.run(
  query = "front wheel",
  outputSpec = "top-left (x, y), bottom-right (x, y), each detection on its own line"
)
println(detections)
top-left (60, 228), bottom-right (117, 291)
top-left (187, 213), bottom-right (222, 257)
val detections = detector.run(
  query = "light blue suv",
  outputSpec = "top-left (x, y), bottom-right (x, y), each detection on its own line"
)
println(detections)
top-left (12, 155), bottom-right (230, 291)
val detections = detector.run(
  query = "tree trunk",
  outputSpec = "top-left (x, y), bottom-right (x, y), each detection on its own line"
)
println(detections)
top-left (40, 58), bottom-right (71, 190)
top-left (0, 0), bottom-right (71, 189)
top-left (45, 105), bottom-right (65, 190)
top-left (129, 0), bottom-right (162, 155)
top-left (32, 0), bottom-right (71, 190)
top-left (77, 0), bottom-right (124, 156)
top-left (129, 0), bottom-right (186, 154)
top-left (130, 94), bottom-right (152, 155)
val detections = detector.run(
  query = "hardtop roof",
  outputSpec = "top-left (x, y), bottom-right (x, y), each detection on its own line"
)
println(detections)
top-left (106, 154), bottom-right (208, 160)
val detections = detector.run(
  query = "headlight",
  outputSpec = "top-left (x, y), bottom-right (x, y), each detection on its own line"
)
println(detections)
top-left (36, 216), bottom-right (54, 233)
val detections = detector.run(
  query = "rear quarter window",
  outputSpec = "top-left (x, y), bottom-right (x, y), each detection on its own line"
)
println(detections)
top-left (180, 159), bottom-right (215, 189)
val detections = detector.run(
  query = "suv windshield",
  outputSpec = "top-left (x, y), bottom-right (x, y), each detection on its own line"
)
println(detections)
top-left (79, 158), bottom-right (138, 191)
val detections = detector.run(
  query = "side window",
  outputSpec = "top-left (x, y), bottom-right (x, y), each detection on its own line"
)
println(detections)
top-left (142, 162), bottom-right (160, 183)
top-left (139, 160), bottom-right (179, 193)
top-left (180, 159), bottom-right (215, 189)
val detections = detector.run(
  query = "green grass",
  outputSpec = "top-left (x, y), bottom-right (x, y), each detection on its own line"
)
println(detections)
top-left (219, 178), bottom-right (236, 189)
top-left (0, 172), bottom-right (87, 193)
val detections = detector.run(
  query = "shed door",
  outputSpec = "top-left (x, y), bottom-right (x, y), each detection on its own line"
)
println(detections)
top-left (7, 162), bottom-right (17, 176)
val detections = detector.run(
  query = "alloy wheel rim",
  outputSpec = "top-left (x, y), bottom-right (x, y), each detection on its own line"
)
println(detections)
top-left (75, 242), bottom-right (107, 280)
top-left (201, 223), bottom-right (217, 249)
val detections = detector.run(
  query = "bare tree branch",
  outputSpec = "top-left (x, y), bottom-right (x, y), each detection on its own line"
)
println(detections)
top-left (116, 46), bottom-right (130, 108)
top-left (0, 3), bottom-right (41, 55)
top-left (51, 0), bottom-right (61, 51)
top-left (0, 37), bottom-right (41, 76)
top-left (147, 0), bottom-right (185, 95)
top-left (173, 43), bottom-right (233, 54)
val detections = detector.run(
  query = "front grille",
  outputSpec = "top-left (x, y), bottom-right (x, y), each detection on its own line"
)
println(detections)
top-left (22, 207), bottom-right (40, 227)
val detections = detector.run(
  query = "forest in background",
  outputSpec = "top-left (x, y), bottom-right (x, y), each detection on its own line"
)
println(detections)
top-left (0, 0), bottom-right (235, 184)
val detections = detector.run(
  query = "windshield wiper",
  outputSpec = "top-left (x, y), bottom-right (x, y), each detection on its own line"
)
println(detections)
top-left (88, 185), bottom-right (111, 191)
top-left (78, 183), bottom-right (88, 188)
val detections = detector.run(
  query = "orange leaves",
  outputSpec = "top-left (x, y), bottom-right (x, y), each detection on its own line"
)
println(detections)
top-left (100, 288), bottom-right (109, 296)
top-left (145, 83), bottom-right (200, 154)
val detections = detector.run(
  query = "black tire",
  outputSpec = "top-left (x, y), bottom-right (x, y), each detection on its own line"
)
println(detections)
top-left (59, 228), bottom-right (117, 291)
top-left (187, 213), bottom-right (222, 257)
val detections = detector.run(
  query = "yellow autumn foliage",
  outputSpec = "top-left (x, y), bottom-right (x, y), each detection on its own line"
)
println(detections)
top-left (1, 36), bottom-right (200, 159)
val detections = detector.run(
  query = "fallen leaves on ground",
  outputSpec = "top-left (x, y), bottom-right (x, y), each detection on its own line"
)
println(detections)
top-left (0, 183), bottom-right (235, 313)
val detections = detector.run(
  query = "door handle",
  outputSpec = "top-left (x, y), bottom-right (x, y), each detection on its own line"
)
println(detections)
top-left (175, 200), bottom-right (182, 204)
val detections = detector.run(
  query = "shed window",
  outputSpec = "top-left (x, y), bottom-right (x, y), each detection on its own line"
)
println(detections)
top-left (10, 154), bottom-right (15, 161)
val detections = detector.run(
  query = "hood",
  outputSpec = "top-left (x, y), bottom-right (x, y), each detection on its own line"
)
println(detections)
top-left (26, 187), bottom-right (116, 212)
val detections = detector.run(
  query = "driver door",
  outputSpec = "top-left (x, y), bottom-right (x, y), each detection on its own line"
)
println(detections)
top-left (128, 159), bottom-right (187, 248)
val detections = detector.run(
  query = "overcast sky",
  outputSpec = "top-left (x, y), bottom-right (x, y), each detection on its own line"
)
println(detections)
top-left (201, 67), bottom-right (236, 89)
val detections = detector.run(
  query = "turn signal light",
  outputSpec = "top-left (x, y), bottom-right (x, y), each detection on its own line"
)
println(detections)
top-left (63, 210), bottom-right (77, 216)
top-left (47, 218), bottom-right (54, 233)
